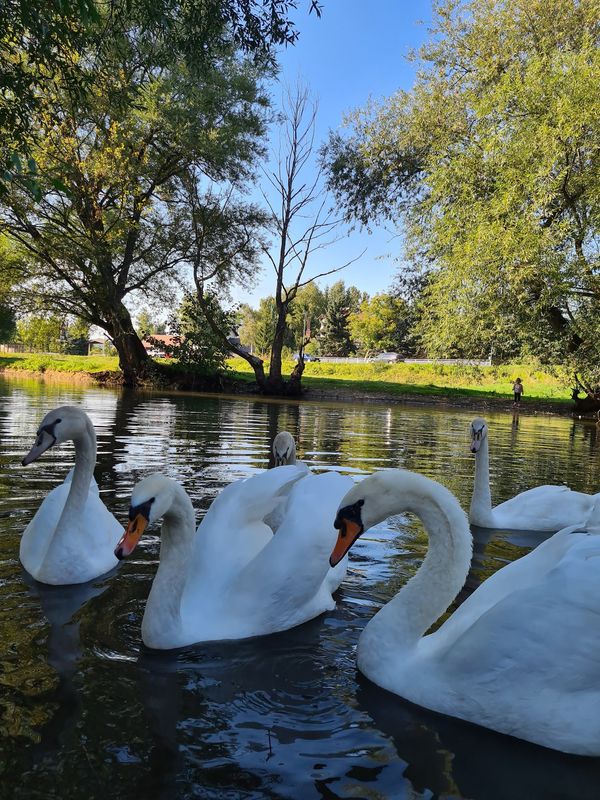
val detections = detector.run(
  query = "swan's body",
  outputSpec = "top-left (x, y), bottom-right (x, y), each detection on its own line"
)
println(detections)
top-left (269, 431), bottom-right (348, 593)
top-left (21, 406), bottom-right (122, 585)
top-left (117, 465), bottom-right (354, 648)
top-left (469, 417), bottom-right (595, 530)
top-left (331, 469), bottom-right (600, 756)
top-left (272, 431), bottom-right (297, 466)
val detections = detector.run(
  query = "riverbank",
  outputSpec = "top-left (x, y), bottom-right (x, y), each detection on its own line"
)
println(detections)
top-left (0, 352), bottom-right (579, 415)
top-left (228, 358), bottom-right (576, 415)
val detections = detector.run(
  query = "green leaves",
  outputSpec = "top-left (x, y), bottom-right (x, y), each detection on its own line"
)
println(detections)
top-left (324, 0), bottom-right (600, 378)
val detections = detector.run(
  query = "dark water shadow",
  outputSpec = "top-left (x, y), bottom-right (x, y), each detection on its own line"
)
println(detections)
top-left (356, 675), bottom-right (600, 800)
top-left (20, 571), bottom-right (114, 769)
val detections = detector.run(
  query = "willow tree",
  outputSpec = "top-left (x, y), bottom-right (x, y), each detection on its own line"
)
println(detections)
top-left (0, 1), bottom-right (321, 385)
top-left (324, 0), bottom-right (600, 388)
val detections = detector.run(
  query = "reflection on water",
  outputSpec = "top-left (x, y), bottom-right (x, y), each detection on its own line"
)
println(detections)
top-left (1, 376), bottom-right (600, 798)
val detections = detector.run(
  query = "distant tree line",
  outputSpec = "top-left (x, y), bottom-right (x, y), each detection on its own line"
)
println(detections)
top-left (237, 280), bottom-right (417, 358)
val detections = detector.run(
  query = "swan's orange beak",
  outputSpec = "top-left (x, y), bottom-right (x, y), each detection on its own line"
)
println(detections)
top-left (330, 500), bottom-right (365, 567)
top-left (115, 514), bottom-right (148, 560)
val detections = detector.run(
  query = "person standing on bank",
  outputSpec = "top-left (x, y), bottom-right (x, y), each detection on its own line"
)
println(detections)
top-left (512, 377), bottom-right (523, 406)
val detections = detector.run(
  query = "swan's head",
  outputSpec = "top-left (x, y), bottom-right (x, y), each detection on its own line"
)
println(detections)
top-left (330, 470), bottom-right (403, 567)
top-left (470, 417), bottom-right (488, 454)
top-left (272, 431), bottom-right (297, 466)
top-left (115, 473), bottom-right (178, 559)
top-left (22, 405), bottom-right (91, 465)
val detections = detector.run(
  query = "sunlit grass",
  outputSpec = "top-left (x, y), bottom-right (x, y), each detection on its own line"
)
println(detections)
top-left (227, 358), bottom-right (573, 404)
top-left (0, 352), bottom-right (574, 405)
top-left (0, 352), bottom-right (119, 373)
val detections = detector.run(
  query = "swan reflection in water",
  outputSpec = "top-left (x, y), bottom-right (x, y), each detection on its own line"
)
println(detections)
top-left (20, 570), bottom-right (113, 765)
top-left (357, 676), bottom-right (600, 800)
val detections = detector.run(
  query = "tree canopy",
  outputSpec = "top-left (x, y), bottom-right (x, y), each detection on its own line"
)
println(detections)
top-left (324, 0), bottom-right (600, 385)
top-left (0, 1), bottom-right (284, 383)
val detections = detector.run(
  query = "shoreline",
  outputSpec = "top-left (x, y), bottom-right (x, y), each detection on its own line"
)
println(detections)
top-left (0, 366), bottom-right (579, 417)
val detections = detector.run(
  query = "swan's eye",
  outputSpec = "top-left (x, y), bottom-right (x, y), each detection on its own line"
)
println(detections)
top-left (129, 497), bottom-right (155, 521)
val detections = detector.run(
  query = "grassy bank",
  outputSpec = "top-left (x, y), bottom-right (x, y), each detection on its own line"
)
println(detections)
top-left (0, 352), bottom-right (574, 407)
top-left (228, 358), bottom-right (573, 405)
top-left (0, 352), bottom-right (119, 373)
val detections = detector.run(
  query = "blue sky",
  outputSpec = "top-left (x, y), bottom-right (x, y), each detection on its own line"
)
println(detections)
top-left (237, 0), bottom-right (434, 305)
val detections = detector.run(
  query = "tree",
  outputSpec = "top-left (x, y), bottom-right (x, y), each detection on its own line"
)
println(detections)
top-left (288, 282), bottom-right (327, 352)
top-left (16, 315), bottom-right (63, 352)
top-left (253, 297), bottom-right (279, 356)
top-left (349, 292), bottom-right (412, 355)
top-left (318, 295), bottom-right (354, 356)
top-left (135, 310), bottom-right (154, 338)
top-left (162, 292), bottom-right (233, 374)
top-left (0, 8), bottom-right (273, 385)
top-left (0, 235), bottom-right (19, 342)
top-left (1, 1), bottom-right (323, 195)
top-left (324, 0), bottom-right (600, 387)
top-left (1, 1), bottom-right (324, 386)
top-left (190, 85), bottom-right (362, 395)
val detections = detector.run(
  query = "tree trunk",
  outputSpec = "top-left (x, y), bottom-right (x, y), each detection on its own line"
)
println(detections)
top-left (267, 308), bottom-right (288, 390)
top-left (106, 305), bottom-right (152, 386)
top-left (288, 357), bottom-right (305, 394)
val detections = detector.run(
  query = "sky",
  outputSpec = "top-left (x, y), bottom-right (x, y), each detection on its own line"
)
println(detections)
top-left (235, 0), bottom-right (434, 306)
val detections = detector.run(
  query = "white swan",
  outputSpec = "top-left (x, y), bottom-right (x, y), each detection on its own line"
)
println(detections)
top-left (272, 431), bottom-right (297, 465)
top-left (115, 464), bottom-right (354, 648)
top-left (20, 406), bottom-right (122, 585)
top-left (269, 430), bottom-right (348, 593)
top-left (330, 469), bottom-right (600, 756)
top-left (469, 417), bottom-right (596, 530)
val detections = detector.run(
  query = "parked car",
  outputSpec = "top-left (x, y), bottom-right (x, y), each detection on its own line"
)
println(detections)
top-left (372, 352), bottom-right (401, 363)
top-left (148, 348), bottom-right (166, 358)
top-left (293, 353), bottom-right (321, 362)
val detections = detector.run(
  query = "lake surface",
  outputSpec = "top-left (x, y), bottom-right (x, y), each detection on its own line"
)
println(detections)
top-left (1, 377), bottom-right (600, 799)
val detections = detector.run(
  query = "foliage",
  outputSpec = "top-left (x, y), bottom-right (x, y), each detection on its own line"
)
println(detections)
top-left (0, 304), bottom-right (16, 342)
top-left (1, 0), bottom-right (322, 195)
top-left (288, 282), bottom-right (327, 350)
top-left (323, 0), bottom-right (600, 382)
top-left (16, 315), bottom-right (63, 352)
top-left (135, 309), bottom-right (154, 338)
top-left (0, 0), bottom-right (326, 384)
top-left (349, 292), bottom-right (412, 354)
top-left (318, 294), bottom-right (354, 356)
top-left (0, 2), bottom-right (276, 385)
top-left (14, 314), bottom-right (89, 353)
top-left (161, 293), bottom-right (234, 373)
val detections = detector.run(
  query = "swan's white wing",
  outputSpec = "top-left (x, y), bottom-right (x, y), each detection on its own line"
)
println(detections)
top-left (21, 476), bottom-right (120, 584)
top-left (423, 525), bottom-right (581, 650)
top-left (225, 471), bottom-right (354, 635)
top-left (20, 482), bottom-right (73, 577)
top-left (414, 533), bottom-right (600, 753)
top-left (184, 464), bottom-right (308, 601)
top-left (494, 485), bottom-right (594, 530)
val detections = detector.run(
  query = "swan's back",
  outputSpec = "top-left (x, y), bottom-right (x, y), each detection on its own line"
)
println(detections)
top-left (494, 485), bottom-right (595, 530)
top-left (413, 531), bottom-right (600, 754)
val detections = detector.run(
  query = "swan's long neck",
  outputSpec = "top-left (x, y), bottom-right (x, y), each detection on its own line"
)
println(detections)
top-left (470, 435), bottom-right (494, 526)
top-left (56, 418), bottom-right (97, 533)
top-left (142, 484), bottom-right (196, 645)
top-left (359, 476), bottom-right (472, 659)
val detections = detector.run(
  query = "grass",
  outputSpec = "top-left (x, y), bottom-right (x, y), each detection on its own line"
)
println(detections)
top-left (0, 352), bottom-right (119, 373)
top-left (227, 357), bottom-right (573, 404)
top-left (0, 351), bottom-right (574, 405)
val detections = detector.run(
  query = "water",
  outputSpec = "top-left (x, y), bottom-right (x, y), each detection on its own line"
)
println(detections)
top-left (1, 376), bottom-right (600, 799)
